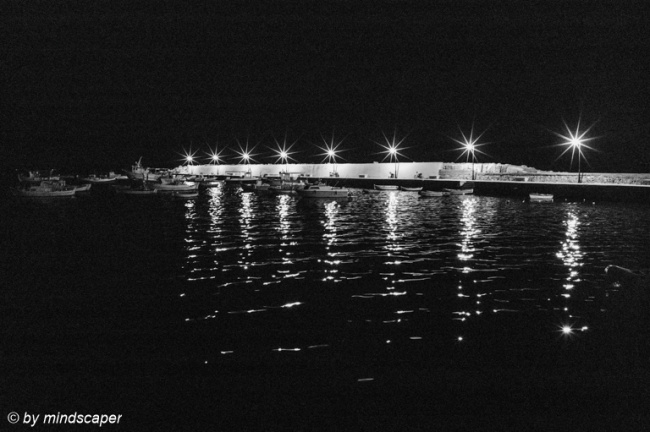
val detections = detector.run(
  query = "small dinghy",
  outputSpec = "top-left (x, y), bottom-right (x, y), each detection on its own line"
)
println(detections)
top-left (530, 193), bottom-right (554, 202)
top-left (419, 190), bottom-right (450, 197)
top-left (374, 184), bottom-right (399, 191)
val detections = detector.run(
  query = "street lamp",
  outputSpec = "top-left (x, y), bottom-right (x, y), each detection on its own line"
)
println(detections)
top-left (465, 142), bottom-right (475, 180)
top-left (571, 137), bottom-right (583, 183)
top-left (389, 146), bottom-right (398, 178)
top-left (452, 125), bottom-right (486, 181)
top-left (179, 147), bottom-right (198, 167)
top-left (452, 125), bottom-right (489, 180)
top-left (271, 138), bottom-right (297, 175)
top-left (555, 120), bottom-right (596, 184)
top-left (317, 135), bottom-right (345, 177)
top-left (376, 132), bottom-right (407, 179)
top-left (280, 150), bottom-right (289, 172)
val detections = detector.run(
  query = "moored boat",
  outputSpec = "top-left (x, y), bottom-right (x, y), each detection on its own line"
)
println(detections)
top-left (443, 188), bottom-right (474, 195)
top-left (530, 193), bottom-right (554, 202)
top-left (11, 180), bottom-right (76, 198)
top-left (80, 174), bottom-right (117, 184)
top-left (127, 157), bottom-right (165, 181)
top-left (152, 180), bottom-right (198, 192)
top-left (73, 183), bottom-right (92, 193)
top-left (296, 184), bottom-right (350, 198)
top-left (400, 186), bottom-right (423, 192)
top-left (419, 190), bottom-right (450, 197)
top-left (17, 170), bottom-right (60, 183)
top-left (374, 184), bottom-right (399, 190)
top-left (362, 188), bottom-right (381, 194)
top-left (224, 171), bottom-right (257, 185)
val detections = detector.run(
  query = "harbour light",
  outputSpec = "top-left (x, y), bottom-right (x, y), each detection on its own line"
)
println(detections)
top-left (376, 131), bottom-right (407, 179)
top-left (452, 125), bottom-right (487, 181)
top-left (554, 119), bottom-right (597, 184)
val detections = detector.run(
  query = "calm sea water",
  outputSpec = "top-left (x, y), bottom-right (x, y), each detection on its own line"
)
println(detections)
top-left (3, 185), bottom-right (650, 430)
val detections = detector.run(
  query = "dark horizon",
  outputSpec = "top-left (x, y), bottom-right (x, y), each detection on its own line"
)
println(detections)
top-left (3, 1), bottom-right (649, 173)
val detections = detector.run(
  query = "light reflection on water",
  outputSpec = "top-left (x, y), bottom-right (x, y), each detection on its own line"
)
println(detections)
top-left (178, 189), bottom-right (650, 362)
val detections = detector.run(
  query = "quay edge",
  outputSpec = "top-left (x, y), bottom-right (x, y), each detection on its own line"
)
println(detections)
top-left (175, 161), bottom-right (650, 203)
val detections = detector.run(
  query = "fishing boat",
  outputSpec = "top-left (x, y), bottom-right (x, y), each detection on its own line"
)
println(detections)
top-left (80, 174), bottom-right (117, 184)
top-left (152, 178), bottom-right (198, 192)
top-left (296, 184), bottom-right (350, 198)
top-left (224, 171), bottom-right (257, 185)
top-left (374, 184), bottom-right (399, 190)
top-left (127, 157), bottom-right (165, 181)
top-left (419, 190), bottom-right (450, 197)
top-left (11, 180), bottom-right (76, 198)
top-left (400, 186), bottom-right (423, 192)
top-left (73, 183), bottom-right (92, 193)
top-left (17, 170), bottom-right (60, 183)
top-left (268, 178), bottom-right (306, 195)
top-left (198, 176), bottom-right (222, 187)
top-left (362, 189), bottom-right (381, 194)
top-left (529, 193), bottom-right (554, 202)
top-left (443, 188), bottom-right (474, 195)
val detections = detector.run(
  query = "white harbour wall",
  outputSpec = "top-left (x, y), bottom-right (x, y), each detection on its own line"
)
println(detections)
top-left (178, 162), bottom-right (445, 179)
top-left (176, 162), bottom-right (538, 179)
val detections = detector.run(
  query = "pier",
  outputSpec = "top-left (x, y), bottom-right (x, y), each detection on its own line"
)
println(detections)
top-left (177, 161), bottom-right (650, 203)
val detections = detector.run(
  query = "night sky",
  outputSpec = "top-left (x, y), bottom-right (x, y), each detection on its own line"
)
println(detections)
top-left (3, 0), bottom-right (649, 173)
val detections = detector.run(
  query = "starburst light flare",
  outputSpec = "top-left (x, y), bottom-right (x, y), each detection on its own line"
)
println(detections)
top-left (553, 119), bottom-right (597, 183)
top-left (374, 131), bottom-right (408, 179)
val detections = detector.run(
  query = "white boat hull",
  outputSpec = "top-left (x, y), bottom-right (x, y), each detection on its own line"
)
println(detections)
top-left (152, 183), bottom-right (198, 192)
top-left (400, 186), bottom-right (423, 191)
top-left (12, 188), bottom-right (76, 197)
top-left (419, 190), bottom-right (449, 197)
top-left (74, 184), bottom-right (92, 192)
top-left (443, 188), bottom-right (473, 195)
top-left (297, 185), bottom-right (350, 198)
top-left (81, 177), bottom-right (116, 184)
top-left (530, 193), bottom-right (554, 201)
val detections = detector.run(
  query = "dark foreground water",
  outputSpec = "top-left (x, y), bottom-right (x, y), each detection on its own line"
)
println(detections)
top-left (3, 185), bottom-right (650, 430)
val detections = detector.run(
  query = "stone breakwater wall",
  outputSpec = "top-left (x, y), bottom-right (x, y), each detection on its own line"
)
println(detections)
top-left (178, 161), bottom-right (650, 186)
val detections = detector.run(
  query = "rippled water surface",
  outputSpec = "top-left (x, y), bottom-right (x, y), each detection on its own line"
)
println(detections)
top-left (4, 185), bottom-right (650, 429)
